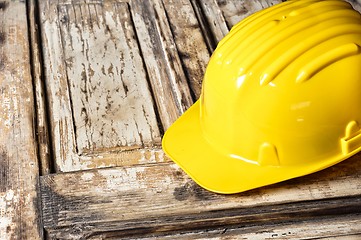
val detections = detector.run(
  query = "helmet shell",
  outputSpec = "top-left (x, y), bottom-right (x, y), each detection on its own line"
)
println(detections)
top-left (162, 0), bottom-right (361, 193)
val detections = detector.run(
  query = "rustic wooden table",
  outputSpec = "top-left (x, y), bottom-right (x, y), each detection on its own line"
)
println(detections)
top-left (1, 0), bottom-right (361, 239)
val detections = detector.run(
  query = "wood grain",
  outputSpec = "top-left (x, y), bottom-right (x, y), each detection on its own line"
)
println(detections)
top-left (28, 0), bottom-right (52, 175)
top-left (40, 0), bottom-right (80, 172)
top-left (190, 0), bottom-right (229, 51)
top-left (130, 0), bottom-right (194, 129)
top-left (132, 214), bottom-right (361, 239)
top-left (162, 0), bottom-right (210, 98)
top-left (0, 1), bottom-right (42, 239)
top-left (41, 152), bottom-right (361, 239)
top-left (39, 0), bottom-right (202, 171)
top-left (39, 0), bottom-right (171, 171)
top-left (57, 2), bottom-right (161, 153)
top-left (217, 0), bottom-right (282, 28)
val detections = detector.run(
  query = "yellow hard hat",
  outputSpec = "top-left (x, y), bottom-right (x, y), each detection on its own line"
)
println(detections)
top-left (162, 0), bottom-right (361, 194)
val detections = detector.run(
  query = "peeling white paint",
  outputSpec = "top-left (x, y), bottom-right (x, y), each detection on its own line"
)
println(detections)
top-left (0, 85), bottom-right (18, 129)
top-left (81, 172), bottom-right (95, 181)
top-left (57, 4), bottom-right (160, 154)
top-left (98, 167), bottom-right (147, 192)
top-left (42, 20), bottom-right (81, 173)
top-left (0, 190), bottom-right (19, 240)
top-left (138, 148), bottom-right (167, 164)
top-left (5, 190), bottom-right (14, 201)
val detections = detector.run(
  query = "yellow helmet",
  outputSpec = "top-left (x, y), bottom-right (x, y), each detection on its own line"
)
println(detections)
top-left (162, 0), bottom-right (361, 194)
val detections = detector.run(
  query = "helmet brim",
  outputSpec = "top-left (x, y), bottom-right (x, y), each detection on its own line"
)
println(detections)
top-left (162, 100), bottom-right (353, 194)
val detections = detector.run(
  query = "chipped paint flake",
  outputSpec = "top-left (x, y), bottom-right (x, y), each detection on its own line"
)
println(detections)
top-left (0, 190), bottom-right (19, 240)
top-left (81, 172), bottom-right (95, 181)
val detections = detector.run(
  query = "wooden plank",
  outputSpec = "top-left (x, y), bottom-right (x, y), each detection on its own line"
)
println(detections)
top-left (130, 0), bottom-right (194, 129)
top-left (216, 0), bottom-right (282, 28)
top-left (39, 0), bottom-right (80, 171)
top-left (57, 2), bottom-right (161, 153)
top-left (191, 0), bottom-right (229, 51)
top-left (0, 1), bottom-right (43, 239)
top-left (162, 0), bottom-right (210, 98)
top-left (41, 152), bottom-right (361, 239)
top-left (133, 214), bottom-right (361, 239)
top-left (28, 0), bottom-right (52, 175)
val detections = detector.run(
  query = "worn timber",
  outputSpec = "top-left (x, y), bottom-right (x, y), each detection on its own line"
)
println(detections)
top-left (41, 152), bottom-right (361, 238)
top-left (0, 1), bottom-right (43, 239)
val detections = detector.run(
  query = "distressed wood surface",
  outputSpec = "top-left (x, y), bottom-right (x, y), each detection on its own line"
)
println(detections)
top-left (57, 2), bottom-right (161, 153)
top-left (28, 0), bottom-right (52, 175)
top-left (190, 0), bottom-right (229, 51)
top-left (40, 0), bottom-right (80, 172)
top-left (134, 214), bottom-right (361, 240)
top-left (39, 0), bottom-right (202, 171)
top-left (41, 152), bottom-right (361, 239)
top-left (0, 1), bottom-right (42, 239)
top-left (130, 0), bottom-right (195, 130)
top-left (40, 0), bottom-right (167, 171)
top-left (162, 0), bottom-right (210, 98)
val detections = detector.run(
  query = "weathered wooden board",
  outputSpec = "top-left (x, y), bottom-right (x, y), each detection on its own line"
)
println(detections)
top-left (190, 0), bottom-right (229, 51)
top-left (40, 0), bottom-right (168, 171)
top-left (40, 0), bottom-right (80, 172)
top-left (58, 2), bottom-right (161, 153)
top-left (216, 0), bottom-right (283, 28)
top-left (41, 152), bottom-right (361, 239)
top-left (162, 0), bottom-right (210, 98)
top-left (130, 0), bottom-right (195, 130)
top-left (44, 1), bottom-right (158, 160)
top-left (135, 214), bottom-right (361, 239)
top-left (28, 0), bottom-right (52, 175)
top-left (0, 1), bottom-right (42, 239)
